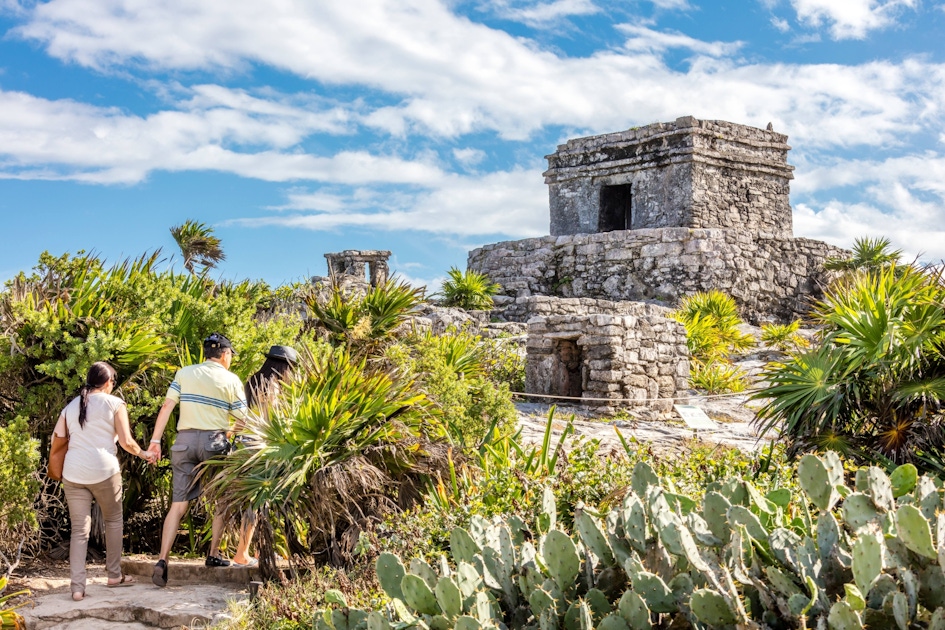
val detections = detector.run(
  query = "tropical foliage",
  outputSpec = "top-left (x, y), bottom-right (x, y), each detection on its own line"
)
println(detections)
top-left (760, 320), bottom-right (809, 353)
top-left (437, 268), bottom-right (501, 311)
top-left (824, 235), bottom-right (902, 273)
top-left (0, 250), bottom-right (304, 552)
top-left (387, 330), bottom-right (518, 451)
top-left (305, 279), bottom-right (425, 357)
top-left (0, 417), bottom-right (40, 554)
top-left (170, 219), bottom-right (226, 275)
top-left (672, 290), bottom-right (753, 393)
top-left (754, 263), bottom-right (945, 472)
top-left (202, 347), bottom-right (447, 577)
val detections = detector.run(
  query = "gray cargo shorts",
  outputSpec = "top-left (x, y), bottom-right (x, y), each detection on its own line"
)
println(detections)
top-left (169, 429), bottom-right (231, 503)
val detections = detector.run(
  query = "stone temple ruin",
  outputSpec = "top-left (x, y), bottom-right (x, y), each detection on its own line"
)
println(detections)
top-left (468, 116), bottom-right (847, 409)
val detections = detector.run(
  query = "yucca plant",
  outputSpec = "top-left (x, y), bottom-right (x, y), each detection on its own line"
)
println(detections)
top-left (689, 360), bottom-right (749, 394)
top-left (672, 290), bottom-right (755, 360)
top-left (754, 263), bottom-right (945, 471)
top-left (202, 347), bottom-right (447, 576)
top-left (437, 267), bottom-right (500, 311)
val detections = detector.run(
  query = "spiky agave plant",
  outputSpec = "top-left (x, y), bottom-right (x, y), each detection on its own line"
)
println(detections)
top-left (754, 264), bottom-right (945, 471)
top-left (201, 346), bottom-right (447, 576)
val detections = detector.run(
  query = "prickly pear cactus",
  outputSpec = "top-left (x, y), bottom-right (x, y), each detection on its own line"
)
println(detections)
top-left (305, 454), bottom-right (943, 630)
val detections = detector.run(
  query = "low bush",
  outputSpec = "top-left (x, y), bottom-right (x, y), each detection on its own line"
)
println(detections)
top-left (0, 416), bottom-right (40, 553)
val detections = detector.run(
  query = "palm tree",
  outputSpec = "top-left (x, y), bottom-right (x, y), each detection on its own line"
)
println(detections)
top-left (170, 220), bottom-right (225, 275)
top-left (824, 236), bottom-right (902, 273)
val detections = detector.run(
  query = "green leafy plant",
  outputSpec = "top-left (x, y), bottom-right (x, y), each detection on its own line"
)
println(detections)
top-left (689, 361), bottom-right (748, 394)
top-left (202, 347), bottom-right (447, 577)
top-left (0, 417), bottom-right (40, 552)
top-left (754, 263), bottom-right (945, 472)
top-left (760, 320), bottom-right (809, 353)
top-left (824, 235), bottom-right (902, 273)
top-left (437, 268), bottom-right (501, 311)
top-left (386, 330), bottom-right (517, 451)
top-left (306, 279), bottom-right (425, 356)
top-left (672, 291), bottom-right (754, 394)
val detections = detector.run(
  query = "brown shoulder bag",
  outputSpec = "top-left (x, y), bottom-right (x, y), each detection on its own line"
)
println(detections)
top-left (47, 420), bottom-right (70, 481)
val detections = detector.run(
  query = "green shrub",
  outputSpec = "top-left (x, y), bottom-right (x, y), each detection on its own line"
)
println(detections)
top-left (388, 330), bottom-right (517, 451)
top-left (0, 416), bottom-right (40, 551)
top-left (479, 336), bottom-right (525, 392)
top-left (437, 268), bottom-right (500, 311)
top-left (672, 290), bottom-right (754, 393)
top-left (689, 360), bottom-right (748, 394)
top-left (760, 320), bottom-right (809, 353)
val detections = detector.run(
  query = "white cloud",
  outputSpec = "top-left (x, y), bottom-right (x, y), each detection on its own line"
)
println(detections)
top-left (230, 168), bottom-right (548, 238)
top-left (617, 24), bottom-right (743, 57)
top-left (792, 153), bottom-right (945, 261)
top-left (453, 147), bottom-right (487, 167)
top-left (488, 0), bottom-right (600, 26)
top-left (0, 87), bottom-right (444, 184)
top-left (790, 0), bottom-right (918, 39)
top-left (9, 0), bottom-right (942, 149)
top-left (771, 16), bottom-right (790, 32)
top-left (650, 0), bottom-right (691, 9)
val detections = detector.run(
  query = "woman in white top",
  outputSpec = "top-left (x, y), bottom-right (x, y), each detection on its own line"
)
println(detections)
top-left (51, 361), bottom-right (155, 601)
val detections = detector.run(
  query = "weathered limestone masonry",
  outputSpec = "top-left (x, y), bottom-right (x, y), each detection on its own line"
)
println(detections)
top-left (526, 300), bottom-right (689, 412)
top-left (469, 116), bottom-right (847, 324)
top-left (547, 116), bottom-right (795, 237)
top-left (471, 229), bottom-right (843, 324)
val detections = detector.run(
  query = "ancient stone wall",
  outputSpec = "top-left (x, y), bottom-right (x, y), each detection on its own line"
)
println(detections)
top-left (545, 117), bottom-right (794, 238)
top-left (526, 306), bottom-right (689, 412)
top-left (469, 228), bottom-right (846, 324)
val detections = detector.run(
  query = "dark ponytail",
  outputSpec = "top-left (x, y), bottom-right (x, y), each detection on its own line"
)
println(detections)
top-left (78, 362), bottom-right (116, 429)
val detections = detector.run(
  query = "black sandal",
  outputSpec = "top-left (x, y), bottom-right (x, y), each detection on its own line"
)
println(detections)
top-left (205, 555), bottom-right (230, 568)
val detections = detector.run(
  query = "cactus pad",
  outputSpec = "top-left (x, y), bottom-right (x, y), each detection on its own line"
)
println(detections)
top-left (690, 588), bottom-right (738, 625)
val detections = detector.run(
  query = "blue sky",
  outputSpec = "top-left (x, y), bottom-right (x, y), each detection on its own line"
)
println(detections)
top-left (1, 0), bottom-right (944, 289)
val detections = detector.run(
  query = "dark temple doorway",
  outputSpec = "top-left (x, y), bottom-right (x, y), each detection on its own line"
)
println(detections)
top-left (599, 184), bottom-right (632, 232)
top-left (551, 338), bottom-right (583, 398)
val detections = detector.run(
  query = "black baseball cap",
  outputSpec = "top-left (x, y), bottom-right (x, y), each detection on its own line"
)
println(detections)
top-left (203, 332), bottom-right (237, 355)
top-left (265, 345), bottom-right (299, 364)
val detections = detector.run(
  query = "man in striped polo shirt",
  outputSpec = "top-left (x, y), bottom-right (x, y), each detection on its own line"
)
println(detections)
top-left (147, 333), bottom-right (252, 587)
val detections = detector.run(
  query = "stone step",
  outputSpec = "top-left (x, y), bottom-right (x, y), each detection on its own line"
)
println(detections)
top-left (21, 578), bottom-right (246, 629)
top-left (121, 555), bottom-right (260, 585)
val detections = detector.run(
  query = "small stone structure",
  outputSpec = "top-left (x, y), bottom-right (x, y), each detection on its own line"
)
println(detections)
top-left (324, 250), bottom-right (391, 288)
top-left (526, 301), bottom-right (689, 412)
top-left (469, 116), bottom-right (847, 324)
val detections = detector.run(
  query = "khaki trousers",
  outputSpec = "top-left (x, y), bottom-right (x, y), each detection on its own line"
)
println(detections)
top-left (63, 473), bottom-right (123, 595)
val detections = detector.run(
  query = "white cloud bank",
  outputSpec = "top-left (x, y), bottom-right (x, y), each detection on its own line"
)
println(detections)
top-left (790, 0), bottom-right (919, 40)
top-left (1, 0), bottom-right (943, 252)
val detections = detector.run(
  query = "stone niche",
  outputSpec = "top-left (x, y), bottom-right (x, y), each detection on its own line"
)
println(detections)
top-left (525, 302), bottom-right (689, 412)
top-left (545, 116), bottom-right (794, 238)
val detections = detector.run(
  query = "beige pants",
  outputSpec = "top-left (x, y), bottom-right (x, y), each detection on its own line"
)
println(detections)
top-left (63, 473), bottom-right (123, 595)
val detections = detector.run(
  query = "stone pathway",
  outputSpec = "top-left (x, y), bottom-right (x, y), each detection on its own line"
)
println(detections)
top-left (514, 393), bottom-right (775, 454)
top-left (18, 557), bottom-right (251, 629)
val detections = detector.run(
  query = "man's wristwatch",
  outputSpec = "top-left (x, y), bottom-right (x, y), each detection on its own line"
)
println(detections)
top-left (150, 439), bottom-right (161, 444)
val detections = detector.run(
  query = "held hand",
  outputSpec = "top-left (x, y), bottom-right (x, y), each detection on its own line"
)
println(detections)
top-left (147, 442), bottom-right (162, 462)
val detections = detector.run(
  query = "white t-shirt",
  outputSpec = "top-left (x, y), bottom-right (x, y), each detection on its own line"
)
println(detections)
top-left (61, 392), bottom-right (126, 485)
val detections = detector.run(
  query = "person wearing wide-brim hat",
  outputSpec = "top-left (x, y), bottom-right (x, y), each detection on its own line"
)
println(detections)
top-left (245, 345), bottom-right (299, 408)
